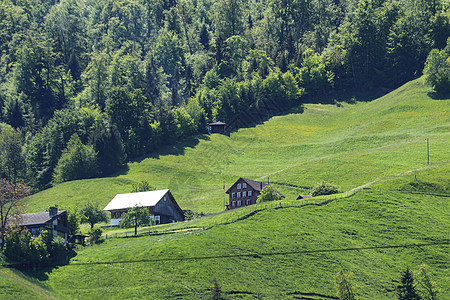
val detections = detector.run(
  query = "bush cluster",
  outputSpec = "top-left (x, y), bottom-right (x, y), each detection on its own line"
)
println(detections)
top-left (311, 182), bottom-right (339, 197)
top-left (3, 230), bottom-right (67, 266)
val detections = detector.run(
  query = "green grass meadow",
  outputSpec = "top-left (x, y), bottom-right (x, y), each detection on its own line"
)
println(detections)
top-left (26, 77), bottom-right (450, 214)
top-left (21, 188), bottom-right (450, 299)
top-left (1, 77), bottom-right (448, 299)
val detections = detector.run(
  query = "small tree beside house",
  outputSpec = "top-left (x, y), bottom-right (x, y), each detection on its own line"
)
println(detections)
top-left (0, 179), bottom-right (30, 249)
top-left (80, 202), bottom-right (108, 229)
top-left (120, 206), bottom-right (154, 236)
top-left (256, 185), bottom-right (282, 203)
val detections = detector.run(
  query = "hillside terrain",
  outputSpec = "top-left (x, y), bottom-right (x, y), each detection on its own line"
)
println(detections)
top-left (1, 77), bottom-right (448, 299)
top-left (0, 0), bottom-right (448, 298)
top-left (3, 172), bottom-right (449, 299)
top-left (27, 77), bottom-right (449, 213)
top-left (1, 0), bottom-right (447, 192)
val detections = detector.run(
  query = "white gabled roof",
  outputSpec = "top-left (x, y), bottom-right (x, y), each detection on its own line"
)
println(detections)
top-left (103, 189), bottom-right (169, 211)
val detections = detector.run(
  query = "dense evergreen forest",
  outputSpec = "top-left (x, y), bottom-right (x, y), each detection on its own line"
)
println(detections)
top-left (0, 0), bottom-right (448, 191)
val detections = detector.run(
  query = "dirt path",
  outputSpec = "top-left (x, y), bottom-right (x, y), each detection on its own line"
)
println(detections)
top-left (347, 161), bottom-right (449, 193)
top-left (256, 140), bottom-right (418, 181)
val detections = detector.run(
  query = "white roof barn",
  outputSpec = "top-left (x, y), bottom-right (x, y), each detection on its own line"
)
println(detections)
top-left (103, 190), bottom-right (185, 226)
top-left (104, 189), bottom-right (170, 211)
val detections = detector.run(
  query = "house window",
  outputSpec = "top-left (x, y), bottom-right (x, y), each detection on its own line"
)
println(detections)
top-left (232, 201), bottom-right (236, 207)
top-left (246, 200), bottom-right (251, 205)
top-left (154, 215), bottom-right (160, 225)
top-left (243, 183), bottom-right (247, 189)
top-left (232, 192), bottom-right (235, 198)
top-left (248, 191), bottom-right (252, 196)
top-left (237, 192), bottom-right (241, 198)
top-left (237, 201), bottom-right (241, 206)
top-left (242, 191), bottom-right (246, 197)
top-left (237, 183), bottom-right (241, 189)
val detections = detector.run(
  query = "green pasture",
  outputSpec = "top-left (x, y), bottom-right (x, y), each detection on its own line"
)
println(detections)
top-left (0, 266), bottom-right (57, 300)
top-left (3, 75), bottom-right (450, 299)
top-left (26, 187), bottom-right (449, 299)
top-left (26, 77), bottom-right (450, 214)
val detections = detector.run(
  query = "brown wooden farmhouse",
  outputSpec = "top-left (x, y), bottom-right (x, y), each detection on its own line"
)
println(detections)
top-left (0, 207), bottom-right (69, 245)
top-left (103, 189), bottom-right (185, 226)
top-left (225, 178), bottom-right (284, 210)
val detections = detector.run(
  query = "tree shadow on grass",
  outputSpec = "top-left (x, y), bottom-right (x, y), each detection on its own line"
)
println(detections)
top-left (427, 90), bottom-right (450, 100)
top-left (15, 247), bottom-right (78, 282)
top-left (227, 99), bottom-right (305, 133)
top-left (133, 134), bottom-right (211, 162)
top-left (304, 86), bottom-right (393, 105)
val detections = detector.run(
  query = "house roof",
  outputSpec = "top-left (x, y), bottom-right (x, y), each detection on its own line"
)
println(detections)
top-left (209, 121), bottom-right (227, 126)
top-left (13, 210), bottom-right (66, 227)
top-left (103, 189), bottom-right (170, 211)
top-left (226, 178), bottom-right (284, 197)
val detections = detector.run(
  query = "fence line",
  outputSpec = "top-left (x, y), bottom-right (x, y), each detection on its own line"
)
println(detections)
top-left (104, 192), bottom-right (356, 239)
top-left (104, 188), bottom-right (449, 239)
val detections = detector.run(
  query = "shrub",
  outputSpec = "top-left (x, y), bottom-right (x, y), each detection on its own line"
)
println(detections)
top-left (424, 38), bottom-right (450, 94)
top-left (3, 231), bottom-right (56, 266)
top-left (345, 97), bottom-right (357, 104)
top-left (256, 185), bottom-right (282, 203)
top-left (131, 180), bottom-right (155, 193)
top-left (53, 133), bottom-right (97, 184)
top-left (88, 227), bottom-right (103, 245)
top-left (311, 181), bottom-right (339, 197)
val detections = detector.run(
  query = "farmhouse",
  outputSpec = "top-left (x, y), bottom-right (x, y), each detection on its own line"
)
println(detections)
top-left (103, 189), bottom-right (185, 226)
top-left (1, 207), bottom-right (69, 243)
top-left (208, 121), bottom-right (230, 134)
top-left (225, 178), bottom-right (284, 210)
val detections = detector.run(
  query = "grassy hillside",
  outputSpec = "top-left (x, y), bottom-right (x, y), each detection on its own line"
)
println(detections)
top-left (3, 78), bottom-right (449, 299)
top-left (27, 182), bottom-right (449, 299)
top-left (0, 266), bottom-right (57, 300)
top-left (26, 77), bottom-right (450, 214)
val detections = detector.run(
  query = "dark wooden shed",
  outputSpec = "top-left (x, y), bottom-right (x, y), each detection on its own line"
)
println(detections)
top-left (208, 121), bottom-right (230, 134)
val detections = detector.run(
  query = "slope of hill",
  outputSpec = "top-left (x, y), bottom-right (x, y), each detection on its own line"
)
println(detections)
top-left (4, 77), bottom-right (449, 299)
top-left (26, 173), bottom-right (449, 299)
top-left (0, 266), bottom-right (57, 300)
top-left (26, 77), bottom-right (449, 214)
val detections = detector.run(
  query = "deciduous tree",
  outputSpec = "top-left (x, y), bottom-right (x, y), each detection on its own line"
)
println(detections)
top-left (256, 185), bottom-right (282, 203)
top-left (424, 38), bottom-right (450, 94)
top-left (0, 124), bottom-right (24, 184)
top-left (213, 0), bottom-right (244, 39)
top-left (67, 209), bottom-right (81, 240)
top-left (0, 179), bottom-right (30, 249)
top-left (79, 202), bottom-right (108, 229)
top-left (53, 133), bottom-right (97, 183)
top-left (131, 180), bottom-right (155, 193)
top-left (415, 264), bottom-right (439, 300)
top-left (120, 206), bottom-right (153, 236)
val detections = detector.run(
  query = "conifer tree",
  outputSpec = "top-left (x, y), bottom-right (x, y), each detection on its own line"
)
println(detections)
top-left (398, 267), bottom-right (421, 300)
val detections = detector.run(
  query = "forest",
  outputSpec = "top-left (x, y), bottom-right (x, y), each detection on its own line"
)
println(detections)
top-left (0, 0), bottom-right (448, 191)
